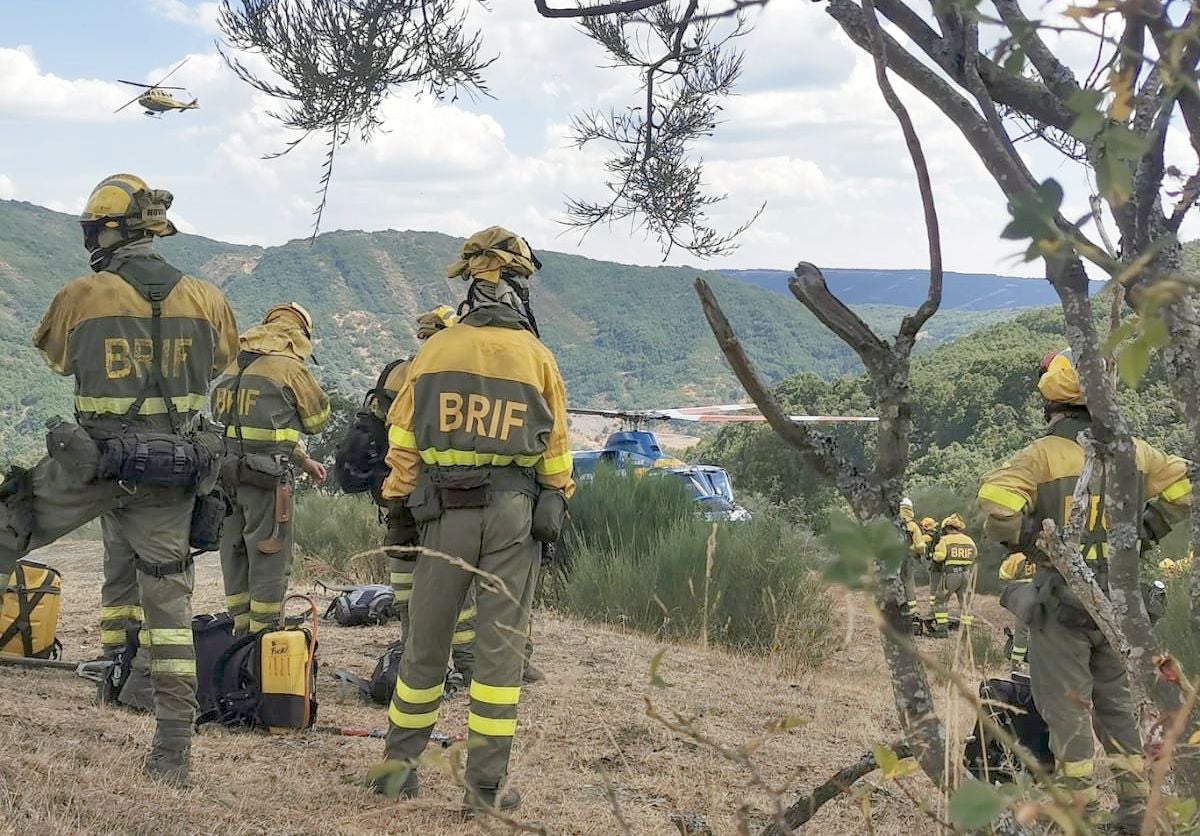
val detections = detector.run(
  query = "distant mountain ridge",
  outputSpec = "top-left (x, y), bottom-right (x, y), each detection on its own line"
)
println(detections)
top-left (722, 268), bottom-right (1067, 310)
top-left (0, 198), bottom-right (1034, 462)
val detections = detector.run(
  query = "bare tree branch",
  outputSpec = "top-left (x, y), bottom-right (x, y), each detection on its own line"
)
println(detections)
top-left (534, 0), bottom-right (669, 17)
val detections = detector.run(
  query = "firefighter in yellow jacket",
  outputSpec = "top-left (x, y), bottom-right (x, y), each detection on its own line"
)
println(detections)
top-left (978, 348), bottom-right (1191, 830)
top-left (998, 551), bottom-right (1036, 668)
top-left (210, 304), bottom-right (330, 634)
top-left (370, 228), bottom-right (574, 813)
top-left (0, 174), bottom-right (239, 784)
top-left (931, 513), bottom-right (976, 634)
top-left (898, 497), bottom-right (927, 618)
top-left (372, 305), bottom-right (477, 678)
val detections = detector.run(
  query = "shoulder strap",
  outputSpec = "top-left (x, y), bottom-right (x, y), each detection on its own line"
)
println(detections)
top-left (374, 358), bottom-right (407, 415)
top-left (229, 353), bottom-right (257, 457)
top-left (112, 259), bottom-right (186, 433)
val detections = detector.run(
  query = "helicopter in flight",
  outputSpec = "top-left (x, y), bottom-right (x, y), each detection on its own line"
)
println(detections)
top-left (569, 404), bottom-right (878, 522)
top-left (114, 58), bottom-right (199, 118)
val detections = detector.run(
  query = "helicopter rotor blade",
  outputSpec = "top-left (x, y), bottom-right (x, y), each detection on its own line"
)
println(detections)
top-left (113, 93), bottom-right (144, 114)
top-left (151, 57), bottom-right (190, 89)
top-left (117, 80), bottom-right (153, 88)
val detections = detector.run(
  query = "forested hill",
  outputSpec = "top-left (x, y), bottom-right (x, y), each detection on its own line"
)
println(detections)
top-left (697, 297), bottom-right (1192, 533)
top-left (723, 268), bottom-right (1066, 309)
top-left (0, 198), bottom-right (1011, 462)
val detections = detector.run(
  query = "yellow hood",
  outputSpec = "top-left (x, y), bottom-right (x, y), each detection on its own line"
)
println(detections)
top-left (239, 319), bottom-right (312, 362)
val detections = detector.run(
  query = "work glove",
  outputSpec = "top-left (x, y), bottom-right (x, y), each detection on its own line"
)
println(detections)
top-left (531, 490), bottom-right (568, 544)
top-left (385, 500), bottom-right (419, 548)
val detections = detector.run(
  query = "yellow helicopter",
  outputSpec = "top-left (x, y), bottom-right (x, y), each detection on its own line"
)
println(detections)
top-left (114, 58), bottom-right (199, 118)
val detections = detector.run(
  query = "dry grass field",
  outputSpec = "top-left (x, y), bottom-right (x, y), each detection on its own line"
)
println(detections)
top-left (0, 541), bottom-right (1013, 835)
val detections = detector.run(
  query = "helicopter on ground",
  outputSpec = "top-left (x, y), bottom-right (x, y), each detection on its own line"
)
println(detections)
top-left (569, 405), bottom-right (878, 522)
top-left (114, 58), bottom-right (199, 118)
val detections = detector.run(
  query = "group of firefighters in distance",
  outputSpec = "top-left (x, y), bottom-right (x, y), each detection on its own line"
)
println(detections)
top-left (0, 173), bottom-right (1193, 831)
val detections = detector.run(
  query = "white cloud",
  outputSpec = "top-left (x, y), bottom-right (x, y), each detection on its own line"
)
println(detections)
top-left (145, 0), bottom-right (222, 33)
top-left (0, 47), bottom-right (129, 120)
top-left (0, 174), bottom-right (14, 199)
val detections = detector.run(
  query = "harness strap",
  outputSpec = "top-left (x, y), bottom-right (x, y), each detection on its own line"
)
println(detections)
top-left (112, 259), bottom-right (185, 433)
top-left (134, 554), bottom-right (195, 578)
top-left (0, 563), bottom-right (58, 657)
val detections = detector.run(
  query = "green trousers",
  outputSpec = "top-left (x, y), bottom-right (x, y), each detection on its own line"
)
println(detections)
top-left (389, 552), bottom-right (476, 677)
top-left (1028, 604), bottom-right (1147, 805)
top-left (220, 481), bottom-right (291, 634)
top-left (901, 556), bottom-right (929, 616)
top-left (0, 456), bottom-right (198, 725)
top-left (384, 490), bottom-right (538, 791)
top-left (100, 516), bottom-right (144, 653)
top-left (933, 566), bottom-right (975, 627)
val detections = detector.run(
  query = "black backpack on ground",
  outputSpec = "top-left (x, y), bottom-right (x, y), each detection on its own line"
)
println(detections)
top-left (963, 673), bottom-right (1054, 781)
top-left (333, 359), bottom-right (405, 501)
top-left (102, 613), bottom-right (236, 714)
top-left (196, 601), bottom-right (320, 731)
top-left (323, 584), bottom-right (396, 627)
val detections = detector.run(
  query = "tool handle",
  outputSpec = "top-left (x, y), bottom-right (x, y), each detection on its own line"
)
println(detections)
top-left (281, 593), bottom-right (319, 640)
top-left (276, 481), bottom-right (292, 524)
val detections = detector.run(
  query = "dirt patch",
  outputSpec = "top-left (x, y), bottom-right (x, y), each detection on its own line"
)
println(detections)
top-left (0, 542), bottom-right (1014, 835)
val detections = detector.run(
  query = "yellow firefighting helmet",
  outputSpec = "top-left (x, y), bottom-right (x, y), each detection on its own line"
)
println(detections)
top-left (1038, 348), bottom-right (1086, 405)
top-left (899, 497), bottom-right (914, 521)
top-left (263, 302), bottom-right (314, 338)
top-left (941, 513), bottom-right (966, 531)
top-left (919, 516), bottom-right (936, 532)
top-left (447, 226), bottom-right (541, 284)
top-left (416, 304), bottom-right (457, 340)
top-left (79, 173), bottom-right (177, 241)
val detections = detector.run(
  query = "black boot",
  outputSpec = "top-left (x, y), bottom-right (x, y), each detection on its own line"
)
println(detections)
top-left (367, 761), bottom-right (419, 799)
top-left (464, 785), bottom-right (521, 817)
top-left (144, 719), bottom-right (191, 786)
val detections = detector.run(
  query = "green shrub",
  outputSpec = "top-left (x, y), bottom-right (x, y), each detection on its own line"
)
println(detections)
top-left (292, 492), bottom-right (385, 581)
top-left (550, 473), bottom-right (834, 672)
top-left (1156, 574), bottom-right (1199, 676)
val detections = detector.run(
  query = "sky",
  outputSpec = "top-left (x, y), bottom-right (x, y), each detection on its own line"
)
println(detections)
top-left (0, 0), bottom-right (1195, 275)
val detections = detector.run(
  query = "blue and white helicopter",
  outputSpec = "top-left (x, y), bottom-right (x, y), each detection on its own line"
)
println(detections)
top-left (568, 405), bottom-right (877, 522)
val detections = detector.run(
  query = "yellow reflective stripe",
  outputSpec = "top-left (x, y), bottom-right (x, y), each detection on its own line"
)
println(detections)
top-left (457, 606), bottom-right (477, 623)
top-left (960, 614), bottom-right (975, 625)
top-left (226, 592), bottom-right (250, 608)
top-left (1162, 478), bottom-right (1191, 503)
top-left (302, 404), bottom-right (331, 431)
top-left (395, 679), bottom-right (444, 704)
top-left (1110, 753), bottom-right (1146, 774)
top-left (978, 483), bottom-right (1027, 513)
top-left (250, 600), bottom-right (281, 615)
top-left (945, 560), bottom-right (975, 566)
top-left (100, 605), bottom-right (143, 620)
top-left (416, 448), bottom-right (540, 468)
top-left (75, 393), bottom-right (206, 415)
top-left (536, 451), bottom-right (573, 476)
top-left (151, 659), bottom-right (197, 676)
top-left (389, 426), bottom-right (418, 450)
top-left (224, 425), bottom-right (301, 442)
top-left (232, 614), bottom-right (250, 632)
top-left (469, 681), bottom-right (521, 706)
top-left (394, 590), bottom-right (412, 603)
top-left (468, 712), bottom-right (518, 737)
top-left (390, 572), bottom-right (413, 586)
top-left (100, 629), bottom-right (128, 645)
top-left (137, 629), bottom-right (150, 645)
top-left (148, 628), bottom-right (193, 646)
top-left (452, 629), bottom-right (476, 645)
top-left (388, 703), bottom-right (439, 729)
top-left (1063, 759), bottom-right (1094, 778)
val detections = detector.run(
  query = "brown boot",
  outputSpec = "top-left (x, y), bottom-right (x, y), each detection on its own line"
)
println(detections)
top-left (145, 719), bottom-right (191, 786)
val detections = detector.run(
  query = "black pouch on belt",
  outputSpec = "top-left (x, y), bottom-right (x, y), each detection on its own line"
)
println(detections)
top-left (44, 420), bottom-right (100, 482)
top-left (96, 433), bottom-right (205, 487)
top-left (238, 454), bottom-right (285, 490)
top-left (440, 471), bottom-right (492, 510)
top-left (190, 488), bottom-right (229, 552)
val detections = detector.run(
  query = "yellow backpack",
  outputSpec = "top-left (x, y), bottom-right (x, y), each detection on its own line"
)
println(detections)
top-left (0, 560), bottom-right (63, 659)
